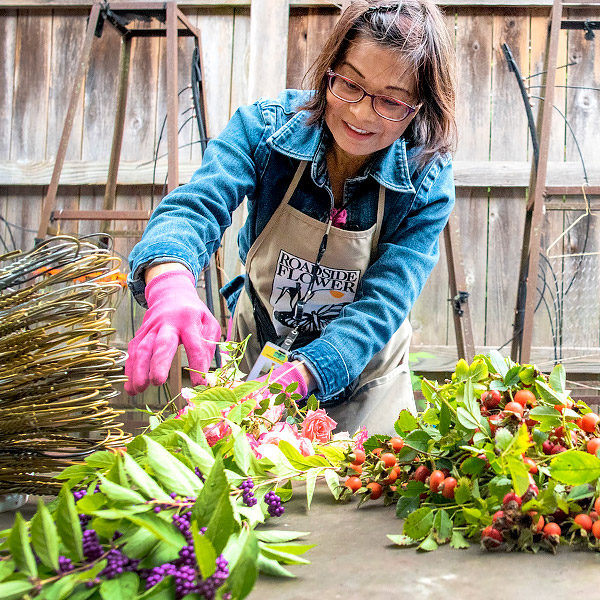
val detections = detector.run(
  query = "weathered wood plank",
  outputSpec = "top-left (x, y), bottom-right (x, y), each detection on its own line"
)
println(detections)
top-left (3, 159), bottom-right (600, 186)
top-left (247, 0), bottom-right (289, 103)
top-left (485, 8), bottom-right (530, 350)
top-left (0, 1), bottom-right (597, 9)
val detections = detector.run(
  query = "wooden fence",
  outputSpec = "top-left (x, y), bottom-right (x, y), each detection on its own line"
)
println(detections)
top-left (1, 1), bottom-right (599, 413)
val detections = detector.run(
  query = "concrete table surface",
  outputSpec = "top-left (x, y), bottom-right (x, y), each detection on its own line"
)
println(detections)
top-left (249, 482), bottom-right (600, 600)
top-left (2, 487), bottom-right (599, 600)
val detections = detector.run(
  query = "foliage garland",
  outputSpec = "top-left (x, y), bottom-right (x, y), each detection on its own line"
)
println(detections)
top-left (2, 348), bottom-right (600, 599)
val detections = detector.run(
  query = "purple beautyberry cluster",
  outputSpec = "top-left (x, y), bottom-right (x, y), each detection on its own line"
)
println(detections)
top-left (264, 491), bottom-right (285, 517)
top-left (82, 529), bottom-right (104, 561)
top-left (172, 510), bottom-right (194, 544)
top-left (197, 554), bottom-right (229, 599)
top-left (99, 548), bottom-right (140, 579)
top-left (239, 478), bottom-right (257, 507)
top-left (195, 467), bottom-right (205, 482)
top-left (58, 555), bottom-right (73, 573)
top-left (72, 489), bottom-right (87, 501)
top-left (146, 562), bottom-right (178, 589)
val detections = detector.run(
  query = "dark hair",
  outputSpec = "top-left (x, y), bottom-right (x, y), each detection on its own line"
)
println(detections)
top-left (301, 0), bottom-right (457, 166)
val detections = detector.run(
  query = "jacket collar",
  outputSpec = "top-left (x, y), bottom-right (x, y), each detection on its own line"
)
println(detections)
top-left (267, 109), bottom-right (415, 193)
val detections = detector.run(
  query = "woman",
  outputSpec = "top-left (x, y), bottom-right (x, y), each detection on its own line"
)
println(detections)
top-left (125, 0), bottom-right (457, 435)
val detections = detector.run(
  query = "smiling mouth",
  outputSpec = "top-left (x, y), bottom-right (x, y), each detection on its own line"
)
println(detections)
top-left (345, 121), bottom-right (372, 135)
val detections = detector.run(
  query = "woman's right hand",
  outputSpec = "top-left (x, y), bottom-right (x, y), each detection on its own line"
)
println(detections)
top-left (124, 267), bottom-right (221, 395)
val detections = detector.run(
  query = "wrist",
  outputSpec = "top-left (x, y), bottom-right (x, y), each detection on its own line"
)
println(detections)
top-left (145, 262), bottom-right (190, 285)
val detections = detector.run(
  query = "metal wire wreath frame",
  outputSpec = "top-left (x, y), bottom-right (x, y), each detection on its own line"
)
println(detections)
top-left (0, 235), bottom-right (132, 495)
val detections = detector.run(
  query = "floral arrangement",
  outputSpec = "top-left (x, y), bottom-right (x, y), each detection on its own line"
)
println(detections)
top-left (2, 346), bottom-right (600, 600)
top-left (0, 340), bottom-right (362, 600)
top-left (337, 350), bottom-right (600, 553)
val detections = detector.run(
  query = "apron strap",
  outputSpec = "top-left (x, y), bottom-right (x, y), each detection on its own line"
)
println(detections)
top-left (281, 160), bottom-right (308, 207)
top-left (371, 184), bottom-right (385, 258)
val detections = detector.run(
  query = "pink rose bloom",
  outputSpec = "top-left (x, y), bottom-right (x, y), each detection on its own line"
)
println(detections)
top-left (301, 409), bottom-right (337, 443)
top-left (262, 403), bottom-right (285, 425)
top-left (259, 422), bottom-right (301, 447)
top-left (175, 405), bottom-right (190, 419)
top-left (204, 420), bottom-right (231, 446)
top-left (257, 422), bottom-right (315, 458)
top-left (298, 437), bottom-right (315, 456)
top-left (353, 427), bottom-right (369, 452)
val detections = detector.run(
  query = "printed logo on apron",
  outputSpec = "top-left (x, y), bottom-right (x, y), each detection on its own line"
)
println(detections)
top-left (270, 249), bottom-right (360, 335)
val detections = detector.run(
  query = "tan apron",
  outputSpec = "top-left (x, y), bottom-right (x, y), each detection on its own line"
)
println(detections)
top-left (232, 161), bottom-right (415, 436)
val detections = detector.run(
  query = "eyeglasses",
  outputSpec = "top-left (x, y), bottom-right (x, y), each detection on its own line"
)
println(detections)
top-left (326, 69), bottom-right (418, 122)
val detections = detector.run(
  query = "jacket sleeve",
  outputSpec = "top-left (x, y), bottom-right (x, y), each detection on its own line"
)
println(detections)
top-left (128, 102), bottom-right (269, 306)
top-left (293, 155), bottom-right (455, 400)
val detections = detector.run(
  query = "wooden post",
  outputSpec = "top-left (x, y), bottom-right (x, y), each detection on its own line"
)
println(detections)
top-left (248, 0), bottom-right (290, 103)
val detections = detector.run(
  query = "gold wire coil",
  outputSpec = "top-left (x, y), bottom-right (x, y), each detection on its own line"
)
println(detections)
top-left (0, 235), bottom-right (132, 495)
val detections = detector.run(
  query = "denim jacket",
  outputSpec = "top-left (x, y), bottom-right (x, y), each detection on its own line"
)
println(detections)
top-left (129, 89), bottom-right (455, 401)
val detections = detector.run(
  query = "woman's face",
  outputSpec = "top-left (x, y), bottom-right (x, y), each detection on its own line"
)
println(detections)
top-left (324, 37), bottom-right (419, 160)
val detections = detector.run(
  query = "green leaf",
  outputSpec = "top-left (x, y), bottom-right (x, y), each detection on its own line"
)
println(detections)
top-left (54, 464), bottom-right (95, 481)
top-left (76, 492), bottom-right (107, 514)
top-left (386, 534), bottom-right (418, 546)
top-left (418, 533), bottom-right (438, 551)
top-left (85, 451), bottom-right (117, 469)
top-left (317, 445), bottom-right (346, 464)
top-left (0, 580), bottom-right (34, 600)
top-left (567, 484), bottom-right (595, 501)
top-left (120, 525), bottom-right (159, 559)
top-left (30, 497), bottom-right (59, 572)
top-left (403, 507), bottom-right (434, 540)
top-left (439, 400), bottom-right (452, 435)
top-left (255, 530), bottom-right (310, 543)
top-left (56, 486), bottom-right (84, 561)
top-left (454, 479), bottom-right (471, 505)
top-left (488, 476), bottom-right (513, 501)
top-left (7, 512), bottom-right (37, 577)
top-left (456, 407), bottom-right (480, 431)
top-left (460, 457), bottom-right (486, 476)
top-left (535, 379), bottom-right (565, 405)
top-left (134, 575), bottom-right (174, 600)
top-left (488, 350), bottom-right (508, 378)
top-left (205, 490), bottom-right (235, 555)
top-left (494, 428), bottom-right (513, 452)
top-left (174, 430), bottom-right (215, 477)
top-left (450, 530), bottom-right (470, 549)
top-left (232, 381), bottom-right (263, 401)
top-left (550, 450), bottom-right (600, 485)
top-left (259, 543), bottom-right (312, 565)
top-left (0, 559), bottom-right (15, 583)
top-left (323, 469), bottom-right (341, 500)
top-left (233, 429), bottom-right (254, 476)
top-left (506, 455), bottom-right (531, 497)
top-left (193, 522), bottom-right (217, 579)
top-left (305, 468), bottom-right (319, 511)
top-left (121, 452), bottom-right (170, 501)
top-left (227, 530), bottom-right (259, 600)
top-left (432, 509), bottom-right (453, 543)
top-left (98, 475), bottom-right (146, 504)
top-left (404, 430), bottom-right (433, 453)
top-left (549, 363), bottom-right (566, 394)
top-left (469, 359), bottom-right (488, 382)
top-left (99, 573), bottom-right (139, 600)
top-left (257, 553), bottom-right (295, 577)
top-left (278, 440), bottom-right (329, 470)
top-left (123, 512), bottom-right (186, 549)
top-left (454, 359), bottom-right (470, 381)
top-left (193, 454), bottom-right (228, 526)
top-left (395, 410), bottom-right (418, 433)
top-left (143, 436), bottom-right (202, 497)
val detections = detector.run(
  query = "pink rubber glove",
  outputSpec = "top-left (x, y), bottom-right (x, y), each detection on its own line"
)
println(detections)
top-left (256, 362), bottom-right (309, 398)
top-left (124, 270), bottom-right (221, 395)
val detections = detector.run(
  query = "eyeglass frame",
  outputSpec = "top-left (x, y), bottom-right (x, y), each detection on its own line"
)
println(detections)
top-left (326, 69), bottom-right (419, 122)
